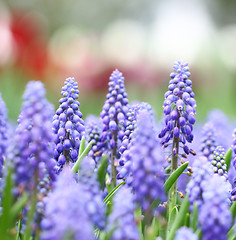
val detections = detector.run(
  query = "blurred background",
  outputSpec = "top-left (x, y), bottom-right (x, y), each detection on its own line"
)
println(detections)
top-left (0, 0), bottom-right (236, 122)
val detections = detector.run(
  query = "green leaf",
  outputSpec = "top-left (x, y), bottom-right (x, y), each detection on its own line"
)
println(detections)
top-left (72, 140), bottom-right (93, 174)
top-left (230, 201), bottom-right (236, 220)
top-left (0, 167), bottom-right (14, 240)
top-left (166, 195), bottom-right (190, 240)
top-left (191, 203), bottom-right (198, 232)
top-left (97, 155), bottom-right (108, 190)
top-left (228, 224), bottom-right (236, 240)
top-left (9, 193), bottom-right (28, 228)
top-left (167, 207), bottom-right (178, 235)
top-left (103, 182), bottom-right (125, 205)
top-left (164, 162), bottom-right (189, 192)
top-left (225, 148), bottom-right (232, 171)
top-left (184, 213), bottom-right (190, 227)
top-left (79, 136), bottom-right (86, 156)
top-left (16, 219), bottom-right (22, 240)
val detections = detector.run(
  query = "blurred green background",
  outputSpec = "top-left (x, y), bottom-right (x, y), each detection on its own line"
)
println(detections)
top-left (0, 0), bottom-right (236, 122)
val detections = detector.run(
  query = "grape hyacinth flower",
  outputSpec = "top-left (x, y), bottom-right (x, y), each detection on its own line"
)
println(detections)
top-left (100, 69), bottom-right (129, 186)
top-left (159, 61), bottom-right (196, 159)
top-left (8, 81), bottom-right (56, 194)
top-left (41, 167), bottom-right (93, 240)
top-left (85, 115), bottom-right (103, 165)
top-left (231, 128), bottom-right (236, 201)
top-left (211, 146), bottom-right (228, 179)
top-left (118, 102), bottom-right (155, 180)
top-left (129, 110), bottom-right (166, 224)
top-left (174, 227), bottom-right (198, 240)
top-left (207, 109), bottom-right (232, 150)
top-left (78, 157), bottom-right (106, 230)
top-left (107, 187), bottom-right (139, 240)
top-left (0, 94), bottom-right (9, 177)
top-left (119, 102), bottom-right (154, 155)
top-left (186, 156), bottom-right (213, 212)
top-left (52, 77), bottom-right (85, 173)
top-left (199, 122), bottom-right (217, 161)
top-left (199, 174), bottom-right (231, 240)
top-left (159, 61), bottom-right (196, 205)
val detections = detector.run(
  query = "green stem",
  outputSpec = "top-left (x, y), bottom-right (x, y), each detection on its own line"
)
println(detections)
top-left (168, 118), bottom-right (180, 216)
top-left (111, 131), bottom-right (118, 187)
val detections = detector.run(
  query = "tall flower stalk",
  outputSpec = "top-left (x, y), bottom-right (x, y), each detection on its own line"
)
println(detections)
top-left (159, 61), bottom-right (196, 207)
top-left (100, 69), bottom-right (129, 187)
top-left (52, 78), bottom-right (84, 173)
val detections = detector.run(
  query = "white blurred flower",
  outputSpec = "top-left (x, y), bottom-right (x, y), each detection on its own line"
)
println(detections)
top-left (101, 19), bottom-right (146, 67)
top-left (148, 0), bottom-right (215, 67)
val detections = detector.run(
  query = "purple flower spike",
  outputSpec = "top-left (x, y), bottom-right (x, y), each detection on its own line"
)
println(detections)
top-left (159, 61), bottom-right (196, 153)
top-left (186, 156), bottom-right (213, 212)
top-left (200, 122), bottom-right (217, 161)
top-left (199, 175), bottom-right (231, 240)
top-left (100, 69), bottom-right (129, 185)
top-left (107, 186), bottom-right (139, 240)
top-left (8, 81), bottom-right (56, 194)
top-left (129, 110), bottom-right (166, 213)
top-left (174, 227), bottom-right (197, 240)
top-left (53, 78), bottom-right (84, 172)
top-left (0, 94), bottom-right (9, 177)
top-left (85, 115), bottom-right (103, 165)
top-left (78, 157), bottom-right (106, 230)
top-left (41, 167), bottom-right (93, 240)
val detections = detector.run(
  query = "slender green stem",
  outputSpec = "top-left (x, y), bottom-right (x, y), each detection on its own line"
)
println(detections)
top-left (168, 118), bottom-right (180, 215)
top-left (111, 131), bottom-right (118, 187)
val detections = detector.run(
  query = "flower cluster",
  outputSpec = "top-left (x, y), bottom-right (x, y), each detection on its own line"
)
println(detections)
top-left (174, 227), bottom-right (197, 240)
top-left (199, 175), bottom-right (231, 240)
top-left (129, 110), bottom-right (166, 212)
top-left (107, 186), bottom-right (139, 240)
top-left (159, 61), bottom-right (196, 155)
top-left (211, 146), bottom-right (228, 179)
top-left (8, 81), bottom-right (56, 193)
top-left (199, 122), bottom-right (217, 161)
top-left (41, 167), bottom-right (93, 240)
top-left (186, 156), bottom-right (213, 211)
top-left (119, 102), bottom-right (154, 155)
top-left (52, 78), bottom-right (84, 172)
top-left (78, 157), bottom-right (106, 230)
top-left (0, 94), bottom-right (9, 177)
top-left (118, 102), bottom-right (155, 179)
top-left (100, 69), bottom-right (129, 157)
top-left (85, 115), bottom-right (103, 165)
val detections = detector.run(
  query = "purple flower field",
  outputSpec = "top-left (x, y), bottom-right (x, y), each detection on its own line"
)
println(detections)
top-left (0, 61), bottom-right (236, 240)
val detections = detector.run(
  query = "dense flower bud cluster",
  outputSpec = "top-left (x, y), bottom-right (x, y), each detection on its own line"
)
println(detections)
top-left (107, 187), bottom-right (139, 240)
top-left (159, 61), bottom-right (196, 155)
top-left (41, 167), bottom-right (93, 240)
top-left (128, 110), bottom-right (166, 211)
top-left (8, 81), bottom-right (56, 193)
top-left (207, 109), bottom-right (232, 150)
top-left (85, 115), bottom-right (103, 164)
top-left (199, 122), bottom-right (217, 161)
top-left (231, 129), bottom-right (236, 201)
top-left (52, 78), bottom-right (84, 172)
top-left (100, 69), bottom-right (129, 157)
top-left (78, 157), bottom-right (105, 230)
top-left (119, 102), bottom-right (154, 155)
top-left (199, 175), bottom-right (231, 240)
top-left (174, 227), bottom-right (197, 240)
top-left (186, 156), bottom-right (213, 212)
top-left (0, 94), bottom-right (9, 177)
top-left (232, 128), bottom-right (236, 170)
top-left (118, 102), bottom-right (155, 179)
top-left (211, 146), bottom-right (228, 179)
